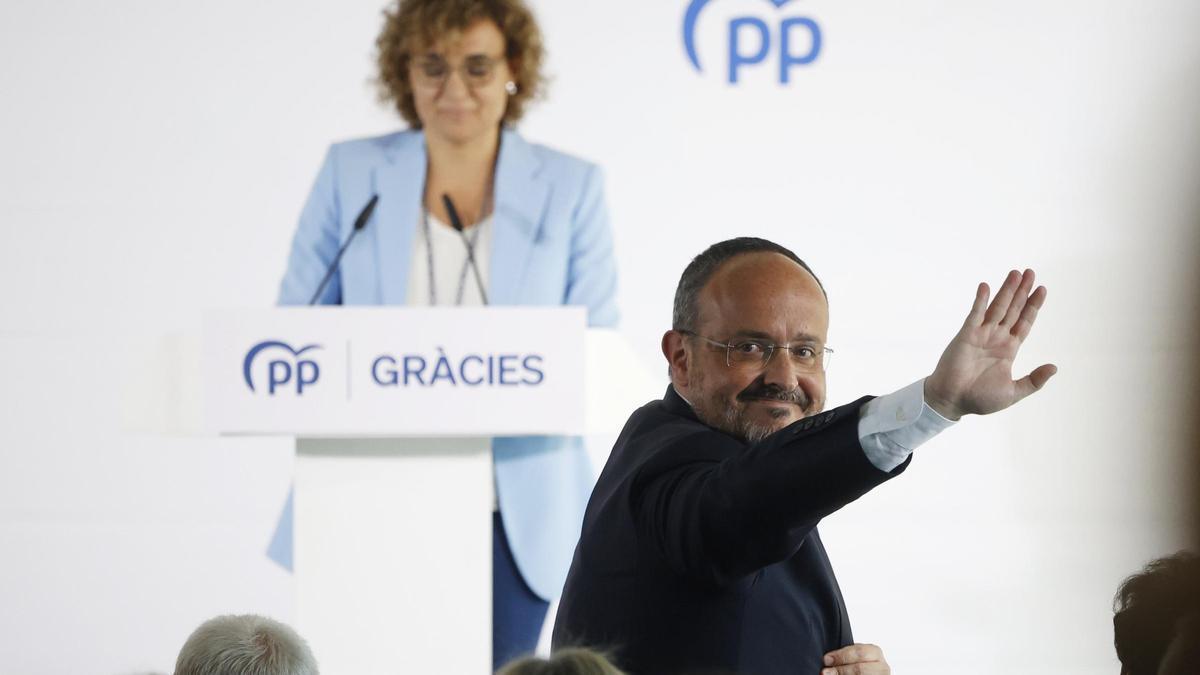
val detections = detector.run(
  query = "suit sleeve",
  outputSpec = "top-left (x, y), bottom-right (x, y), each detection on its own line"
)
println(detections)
top-left (278, 144), bottom-right (344, 306)
top-left (630, 398), bottom-right (909, 586)
top-left (563, 163), bottom-right (619, 327)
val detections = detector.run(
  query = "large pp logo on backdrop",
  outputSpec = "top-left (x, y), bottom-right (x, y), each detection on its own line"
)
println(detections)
top-left (243, 341), bottom-right (322, 395)
top-left (684, 0), bottom-right (822, 84)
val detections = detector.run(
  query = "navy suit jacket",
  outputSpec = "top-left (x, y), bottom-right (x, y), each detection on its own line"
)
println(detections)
top-left (552, 387), bottom-right (911, 675)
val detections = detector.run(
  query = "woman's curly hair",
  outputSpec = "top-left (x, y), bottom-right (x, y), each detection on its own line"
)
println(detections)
top-left (375, 0), bottom-right (546, 129)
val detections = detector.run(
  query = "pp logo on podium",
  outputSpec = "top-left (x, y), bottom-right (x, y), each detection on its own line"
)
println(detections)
top-left (683, 0), bottom-right (822, 84)
top-left (243, 340), bottom-right (322, 396)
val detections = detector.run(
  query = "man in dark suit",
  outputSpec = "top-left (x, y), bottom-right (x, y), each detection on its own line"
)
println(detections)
top-left (552, 238), bottom-right (1056, 675)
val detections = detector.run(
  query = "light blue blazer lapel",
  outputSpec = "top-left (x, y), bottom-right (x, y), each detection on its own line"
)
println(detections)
top-left (490, 129), bottom-right (549, 306)
top-left (372, 131), bottom-right (427, 305)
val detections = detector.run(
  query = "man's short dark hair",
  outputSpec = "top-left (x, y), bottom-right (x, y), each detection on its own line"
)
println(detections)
top-left (672, 237), bottom-right (825, 332)
top-left (1113, 551), bottom-right (1200, 675)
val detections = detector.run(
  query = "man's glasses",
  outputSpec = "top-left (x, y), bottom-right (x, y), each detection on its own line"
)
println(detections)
top-left (410, 54), bottom-right (503, 90)
top-left (678, 330), bottom-right (833, 372)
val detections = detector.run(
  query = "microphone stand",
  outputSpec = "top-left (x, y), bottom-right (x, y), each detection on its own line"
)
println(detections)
top-left (308, 194), bottom-right (379, 305)
top-left (441, 193), bottom-right (490, 305)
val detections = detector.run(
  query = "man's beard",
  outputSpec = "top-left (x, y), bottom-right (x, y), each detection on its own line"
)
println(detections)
top-left (692, 378), bottom-right (815, 444)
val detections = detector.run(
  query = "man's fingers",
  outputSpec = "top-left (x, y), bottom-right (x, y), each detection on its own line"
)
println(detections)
top-left (964, 282), bottom-right (990, 327)
top-left (1028, 363), bottom-right (1059, 390)
top-left (1013, 363), bottom-right (1058, 402)
top-left (1000, 269), bottom-right (1035, 327)
top-left (821, 664), bottom-right (889, 675)
top-left (822, 644), bottom-right (889, 675)
top-left (1011, 286), bottom-right (1047, 339)
top-left (983, 270), bottom-right (1022, 325)
top-left (824, 643), bottom-right (884, 666)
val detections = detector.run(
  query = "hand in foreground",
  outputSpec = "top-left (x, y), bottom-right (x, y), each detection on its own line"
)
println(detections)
top-left (924, 269), bottom-right (1057, 421)
top-left (822, 643), bottom-right (890, 675)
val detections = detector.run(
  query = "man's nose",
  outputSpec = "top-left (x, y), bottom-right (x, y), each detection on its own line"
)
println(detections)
top-left (761, 350), bottom-right (803, 389)
top-left (764, 350), bottom-right (824, 391)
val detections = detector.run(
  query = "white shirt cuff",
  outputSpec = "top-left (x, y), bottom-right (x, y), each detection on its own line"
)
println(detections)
top-left (857, 378), bottom-right (955, 472)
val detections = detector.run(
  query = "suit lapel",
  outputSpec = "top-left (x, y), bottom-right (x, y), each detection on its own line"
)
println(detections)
top-left (373, 131), bottom-right (427, 305)
top-left (490, 129), bottom-right (548, 306)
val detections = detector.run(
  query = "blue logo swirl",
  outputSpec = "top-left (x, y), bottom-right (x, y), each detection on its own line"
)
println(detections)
top-left (683, 0), bottom-right (820, 83)
top-left (243, 340), bottom-right (322, 393)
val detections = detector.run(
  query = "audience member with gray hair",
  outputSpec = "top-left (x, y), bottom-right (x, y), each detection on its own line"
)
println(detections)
top-left (174, 614), bottom-right (317, 675)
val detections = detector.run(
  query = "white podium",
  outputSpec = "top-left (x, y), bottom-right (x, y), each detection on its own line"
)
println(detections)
top-left (197, 307), bottom-right (656, 674)
top-left (291, 436), bottom-right (492, 675)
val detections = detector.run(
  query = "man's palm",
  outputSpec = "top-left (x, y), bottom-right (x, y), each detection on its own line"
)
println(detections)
top-left (925, 269), bottom-right (1057, 420)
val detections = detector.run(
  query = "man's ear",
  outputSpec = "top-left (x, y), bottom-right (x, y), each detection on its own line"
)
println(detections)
top-left (662, 330), bottom-right (690, 388)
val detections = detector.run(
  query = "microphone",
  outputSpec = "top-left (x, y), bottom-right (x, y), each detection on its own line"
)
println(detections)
top-left (308, 194), bottom-right (379, 305)
top-left (441, 193), bottom-right (489, 305)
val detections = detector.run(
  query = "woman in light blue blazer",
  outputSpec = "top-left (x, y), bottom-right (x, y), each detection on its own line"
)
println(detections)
top-left (275, 0), bottom-right (617, 667)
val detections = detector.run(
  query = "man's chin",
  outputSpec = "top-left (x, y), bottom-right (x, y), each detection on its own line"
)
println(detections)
top-left (727, 409), bottom-right (797, 443)
top-left (751, 418), bottom-right (793, 436)
top-left (695, 396), bottom-right (803, 443)
top-left (742, 400), bottom-right (802, 423)
top-left (735, 420), bottom-right (785, 443)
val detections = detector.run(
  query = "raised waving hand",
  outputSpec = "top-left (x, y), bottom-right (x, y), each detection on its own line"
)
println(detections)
top-left (924, 269), bottom-right (1057, 421)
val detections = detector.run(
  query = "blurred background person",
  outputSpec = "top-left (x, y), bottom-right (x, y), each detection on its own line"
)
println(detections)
top-left (273, 0), bottom-right (619, 667)
top-left (1155, 611), bottom-right (1200, 675)
top-left (496, 647), bottom-right (626, 675)
top-left (1113, 551), bottom-right (1200, 675)
top-left (174, 614), bottom-right (318, 675)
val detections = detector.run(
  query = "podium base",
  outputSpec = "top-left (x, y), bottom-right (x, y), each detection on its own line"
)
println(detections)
top-left (295, 437), bottom-right (493, 674)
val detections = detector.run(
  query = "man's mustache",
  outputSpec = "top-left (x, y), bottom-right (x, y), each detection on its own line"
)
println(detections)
top-left (737, 381), bottom-right (812, 411)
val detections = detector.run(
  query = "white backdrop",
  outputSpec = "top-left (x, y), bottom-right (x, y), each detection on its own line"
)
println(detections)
top-left (2, 1), bottom-right (1199, 673)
